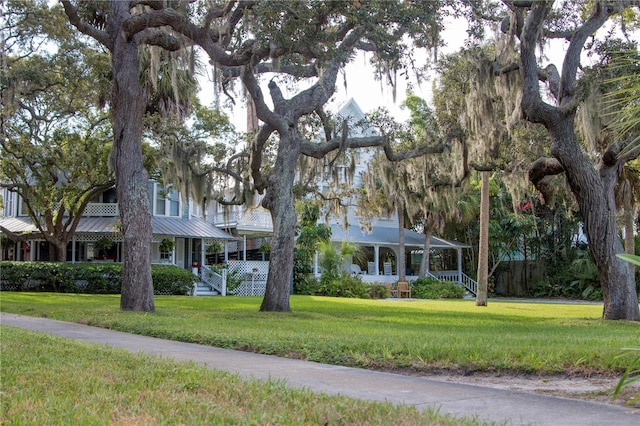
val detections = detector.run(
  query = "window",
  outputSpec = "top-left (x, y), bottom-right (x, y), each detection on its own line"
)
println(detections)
top-left (154, 184), bottom-right (181, 217)
top-left (2, 189), bottom-right (14, 217)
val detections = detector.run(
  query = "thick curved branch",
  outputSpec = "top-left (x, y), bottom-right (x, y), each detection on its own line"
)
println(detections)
top-left (559, 3), bottom-right (612, 105)
top-left (315, 107), bottom-right (333, 142)
top-left (0, 226), bottom-right (41, 243)
top-left (250, 123), bottom-right (276, 192)
top-left (470, 163), bottom-right (497, 172)
top-left (135, 28), bottom-right (185, 50)
top-left (61, 0), bottom-right (112, 50)
top-left (301, 135), bottom-right (385, 159)
top-left (519, 1), bottom-right (558, 125)
top-left (528, 156), bottom-right (564, 205)
top-left (241, 65), bottom-right (285, 132)
top-left (221, 62), bottom-right (319, 79)
top-left (123, 8), bottom-right (218, 41)
top-left (131, 1), bottom-right (164, 10)
top-left (383, 140), bottom-right (446, 162)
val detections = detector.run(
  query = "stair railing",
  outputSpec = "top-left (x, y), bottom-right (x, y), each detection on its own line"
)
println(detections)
top-left (200, 265), bottom-right (227, 296)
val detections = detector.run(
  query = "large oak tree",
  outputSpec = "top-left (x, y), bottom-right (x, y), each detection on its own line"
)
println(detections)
top-left (61, 0), bottom-right (195, 311)
top-left (178, 1), bottom-right (449, 311)
top-left (497, 0), bottom-right (640, 320)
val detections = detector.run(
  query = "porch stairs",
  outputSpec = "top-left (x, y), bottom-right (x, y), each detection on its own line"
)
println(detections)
top-left (192, 265), bottom-right (225, 296)
top-left (192, 282), bottom-right (219, 296)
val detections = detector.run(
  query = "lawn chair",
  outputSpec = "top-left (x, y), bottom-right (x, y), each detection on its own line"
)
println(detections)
top-left (396, 281), bottom-right (411, 298)
top-left (367, 261), bottom-right (376, 275)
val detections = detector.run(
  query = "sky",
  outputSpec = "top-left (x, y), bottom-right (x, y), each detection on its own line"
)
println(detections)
top-left (196, 13), bottom-right (634, 135)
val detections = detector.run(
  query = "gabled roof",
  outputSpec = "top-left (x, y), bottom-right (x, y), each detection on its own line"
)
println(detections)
top-left (329, 224), bottom-right (469, 250)
top-left (0, 216), bottom-right (236, 240)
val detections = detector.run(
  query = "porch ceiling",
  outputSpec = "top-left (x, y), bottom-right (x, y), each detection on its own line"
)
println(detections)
top-left (329, 224), bottom-right (469, 250)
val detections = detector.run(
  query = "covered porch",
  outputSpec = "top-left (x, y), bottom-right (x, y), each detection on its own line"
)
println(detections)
top-left (317, 224), bottom-right (475, 293)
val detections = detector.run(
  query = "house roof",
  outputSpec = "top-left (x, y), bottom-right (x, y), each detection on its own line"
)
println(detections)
top-left (329, 224), bottom-right (470, 250)
top-left (0, 216), bottom-right (236, 240)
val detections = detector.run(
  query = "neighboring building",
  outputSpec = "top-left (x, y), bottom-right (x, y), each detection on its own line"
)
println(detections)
top-left (0, 181), bottom-right (236, 268)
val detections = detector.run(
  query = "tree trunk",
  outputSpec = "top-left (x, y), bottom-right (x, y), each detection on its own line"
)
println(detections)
top-left (519, 1), bottom-right (639, 320)
top-left (397, 202), bottom-right (406, 282)
top-left (476, 171), bottom-right (489, 306)
top-left (54, 241), bottom-right (66, 263)
top-left (111, 2), bottom-right (154, 312)
top-left (419, 229), bottom-right (433, 278)
top-left (624, 189), bottom-right (634, 256)
top-left (260, 133), bottom-right (300, 312)
top-left (550, 125), bottom-right (639, 320)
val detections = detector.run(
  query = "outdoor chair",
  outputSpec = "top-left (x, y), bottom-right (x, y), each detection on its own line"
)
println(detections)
top-left (396, 281), bottom-right (411, 298)
top-left (367, 261), bottom-right (376, 275)
top-left (383, 261), bottom-right (392, 275)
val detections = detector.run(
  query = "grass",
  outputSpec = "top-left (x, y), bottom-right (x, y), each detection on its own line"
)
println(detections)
top-left (1, 326), bottom-right (469, 425)
top-left (1, 292), bottom-right (639, 376)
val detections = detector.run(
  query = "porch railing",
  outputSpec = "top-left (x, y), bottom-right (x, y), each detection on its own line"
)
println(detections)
top-left (428, 270), bottom-right (477, 295)
top-left (83, 203), bottom-right (119, 217)
top-left (461, 272), bottom-right (478, 295)
top-left (200, 265), bottom-right (227, 296)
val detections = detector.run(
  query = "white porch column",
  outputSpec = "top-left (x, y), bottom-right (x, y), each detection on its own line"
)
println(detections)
top-left (71, 237), bottom-right (76, 263)
top-left (243, 235), bottom-right (247, 260)
top-left (374, 245), bottom-right (380, 276)
top-left (224, 243), bottom-right (229, 262)
top-left (313, 251), bottom-right (319, 277)
top-left (457, 248), bottom-right (463, 283)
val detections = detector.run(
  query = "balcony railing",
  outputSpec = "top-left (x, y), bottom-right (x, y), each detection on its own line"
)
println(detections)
top-left (83, 203), bottom-right (119, 217)
top-left (212, 209), bottom-right (272, 229)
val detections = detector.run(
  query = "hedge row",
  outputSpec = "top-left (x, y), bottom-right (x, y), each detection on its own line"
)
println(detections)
top-left (0, 262), bottom-right (197, 295)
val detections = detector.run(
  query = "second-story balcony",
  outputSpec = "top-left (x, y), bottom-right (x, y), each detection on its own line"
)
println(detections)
top-left (212, 208), bottom-right (273, 237)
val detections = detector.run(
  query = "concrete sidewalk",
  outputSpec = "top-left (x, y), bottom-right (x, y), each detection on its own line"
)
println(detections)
top-left (2, 312), bottom-right (638, 425)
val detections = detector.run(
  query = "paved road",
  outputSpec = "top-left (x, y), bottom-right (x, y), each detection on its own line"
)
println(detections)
top-left (2, 312), bottom-right (638, 425)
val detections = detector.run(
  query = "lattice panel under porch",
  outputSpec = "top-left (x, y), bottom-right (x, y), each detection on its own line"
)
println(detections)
top-left (231, 281), bottom-right (266, 297)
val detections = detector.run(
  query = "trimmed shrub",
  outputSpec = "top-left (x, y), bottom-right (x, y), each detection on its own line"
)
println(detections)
top-left (151, 265), bottom-right (197, 295)
top-left (412, 277), bottom-right (464, 299)
top-left (0, 262), bottom-right (196, 295)
top-left (368, 283), bottom-right (390, 299)
top-left (316, 273), bottom-right (370, 298)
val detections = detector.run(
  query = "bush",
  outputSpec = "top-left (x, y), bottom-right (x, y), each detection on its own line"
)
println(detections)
top-left (412, 277), bottom-right (464, 299)
top-left (0, 262), bottom-right (196, 295)
top-left (368, 283), bottom-right (390, 299)
top-left (294, 276), bottom-right (320, 295)
top-left (316, 273), bottom-right (370, 298)
top-left (151, 265), bottom-right (198, 295)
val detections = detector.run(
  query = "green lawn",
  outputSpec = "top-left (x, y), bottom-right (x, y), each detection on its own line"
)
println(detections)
top-left (2, 292), bottom-right (639, 375)
top-left (2, 326), bottom-right (468, 425)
